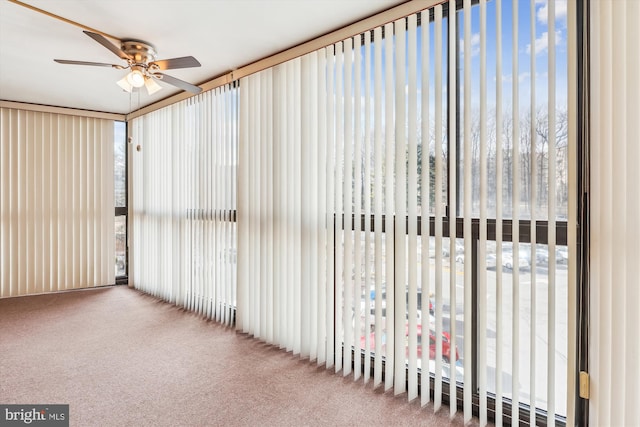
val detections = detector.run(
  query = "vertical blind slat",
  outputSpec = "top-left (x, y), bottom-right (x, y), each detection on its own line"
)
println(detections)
top-left (394, 16), bottom-right (407, 397)
top-left (383, 21), bottom-right (395, 393)
top-left (335, 42), bottom-right (344, 373)
top-left (407, 13), bottom-right (419, 402)
top-left (260, 73), bottom-right (268, 340)
top-left (529, 1), bottom-right (538, 424)
top-left (273, 73), bottom-right (281, 342)
top-left (462, 0), bottom-right (473, 421)
top-left (373, 26), bottom-right (384, 387)
top-left (511, 0), bottom-right (521, 423)
top-left (494, 1), bottom-right (504, 424)
top-left (310, 51), bottom-right (319, 361)
top-left (353, 35), bottom-right (363, 380)
top-left (433, 4), bottom-right (444, 409)
top-left (286, 63), bottom-right (295, 351)
top-left (326, 45), bottom-right (336, 369)
top-left (448, 0), bottom-right (458, 416)
top-left (317, 49), bottom-right (328, 366)
top-left (293, 61), bottom-right (302, 354)
top-left (301, 56), bottom-right (311, 356)
top-left (420, 9), bottom-right (431, 407)
top-left (547, 0), bottom-right (557, 422)
top-left (363, 30), bottom-right (372, 383)
top-left (343, 36), bottom-right (354, 376)
top-left (478, 0), bottom-right (488, 425)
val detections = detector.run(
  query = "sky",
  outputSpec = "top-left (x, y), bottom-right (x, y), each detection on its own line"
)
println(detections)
top-left (358, 0), bottom-right (569, 120)
top-left (462, 0), bottom-right (569, 109)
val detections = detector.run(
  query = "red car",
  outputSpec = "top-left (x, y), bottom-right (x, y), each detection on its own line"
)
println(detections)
top-left (360, 323), bottom-right (459, 363)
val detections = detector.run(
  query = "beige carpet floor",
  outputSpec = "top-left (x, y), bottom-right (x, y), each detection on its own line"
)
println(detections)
top-left (0, 286), bottom-right (483, 426)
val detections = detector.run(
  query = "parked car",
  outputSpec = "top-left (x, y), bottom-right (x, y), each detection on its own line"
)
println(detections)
top-left (361, 323), bottom-right (459, 363)
top-left (556, 247), bottom-right (569, 264)
top-left (535, 247), bottom-right (549, 264)
top-left (486, 254), bottom-right (497, 269)
top-left (528, 246), bottom-right (567, 265)
top-left (358, 294), bottom-right (432, 332)
top-left (428, 240), bottom-right (454, 258)
top-left (374, 289), bottom-right (429, 313)
top-left (443, 241), bottom-right (465, 258)
top-left (502, 252), bottom-right (531, 270)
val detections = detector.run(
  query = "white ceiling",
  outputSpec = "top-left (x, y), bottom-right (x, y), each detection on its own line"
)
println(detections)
top-left (0, 0), bottom-right (406, 115)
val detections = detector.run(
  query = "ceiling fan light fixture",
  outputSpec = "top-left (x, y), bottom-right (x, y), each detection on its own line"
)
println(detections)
top-left (144, 76), bottom-right (162, 95)
top-left (127, 67), bottom-right (146, 88)
top-left (116, 76), bottom-right (133, 93)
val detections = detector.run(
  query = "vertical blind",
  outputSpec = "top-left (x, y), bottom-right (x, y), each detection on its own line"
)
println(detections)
top-left (237, 58), bottom-right (331, 358)
top-left (0, 107), bottom-right (115, 297)
top-left (236, 0), bottom-right (576, 424)
top-left (130, 85), bottom-right (238, 324)
top-left (589, 0), bottom-right (640, 425)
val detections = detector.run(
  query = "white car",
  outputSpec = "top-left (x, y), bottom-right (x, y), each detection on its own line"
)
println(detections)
top-left (502, 252), bottom-right (531, 270)
top-left (556, 247), bottom-right (569, 264)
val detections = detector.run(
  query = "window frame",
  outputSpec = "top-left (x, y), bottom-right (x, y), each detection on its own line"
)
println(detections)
top-left (115, 120), bottom-right (128, 284)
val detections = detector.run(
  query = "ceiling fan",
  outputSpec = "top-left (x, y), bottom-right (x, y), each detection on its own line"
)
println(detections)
top-left (54, 31), bottom-right (203, 95)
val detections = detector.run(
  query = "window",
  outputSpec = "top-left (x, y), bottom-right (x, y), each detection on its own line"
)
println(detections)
top-left (114, 121), bottom-right (127, 279)
top-left (202, 1), bottom-right (576, 425)
top-left (130, 85), bottom-right (238, 324)
top-left (336, 0), bottom-right (570, 423)
top-left (0, 108), bottom-right (116, 296)
top-left (453, 0), bottom-right (570, 422)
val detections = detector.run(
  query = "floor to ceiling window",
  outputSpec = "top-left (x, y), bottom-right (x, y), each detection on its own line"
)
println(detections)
top-left (0, 107), bottom-right (116, 296)
top-left (114, 121), bottom-right (127, 280)
top-left (237, 0), bottom-right (575, 425)
top-left (124, 0), bottom-right (577, 424)
top-left (130, 86), bottom-right (238, 324)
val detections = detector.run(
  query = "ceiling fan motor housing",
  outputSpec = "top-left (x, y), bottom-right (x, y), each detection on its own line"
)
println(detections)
top-left (121, 40), bottom-right (156, 66)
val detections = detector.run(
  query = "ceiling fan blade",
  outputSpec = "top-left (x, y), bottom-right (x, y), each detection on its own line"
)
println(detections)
top-left (150, 56), bottom-right (201, 70)
top-left (54, 59), bottom-right (124, 69)
top-left (156, 73), bottom-right (202, 94)
top-left (83, 31), bottom-right (131, 61)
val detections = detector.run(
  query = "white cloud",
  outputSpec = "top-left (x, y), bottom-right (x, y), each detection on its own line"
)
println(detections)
top-left (526, 30), bottom-right (562, 55)
top-left (500, 72), bottom-right (531, 84)
top-left (460, 33), bottom-right (480, 58)
top-left (536, 0), bottom-right (567, 25)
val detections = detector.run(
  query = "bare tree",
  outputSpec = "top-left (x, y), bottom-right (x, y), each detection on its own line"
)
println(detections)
top-left (535, 106), bottom-right (569, 216)
top-left (501, 112), bottom-right (514, 217)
